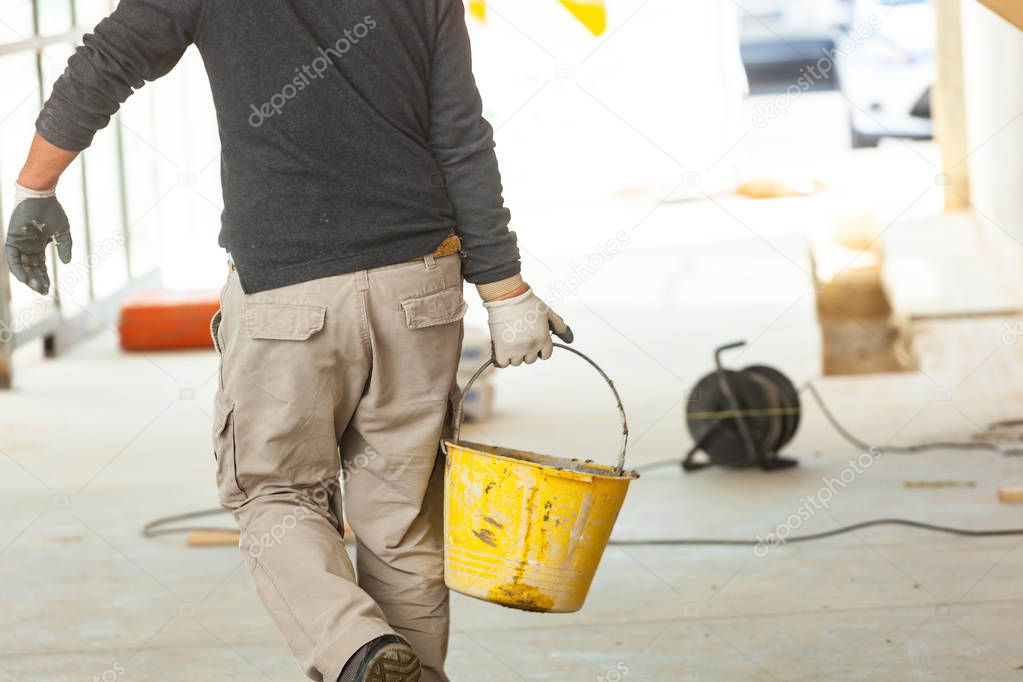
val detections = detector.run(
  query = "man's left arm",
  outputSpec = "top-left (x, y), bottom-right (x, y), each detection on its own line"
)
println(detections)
top-left (428, 0), bottom-right (572, 366)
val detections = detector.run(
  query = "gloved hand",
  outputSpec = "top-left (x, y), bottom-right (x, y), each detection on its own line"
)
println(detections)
top-left (5, 183), bottom-right (72, 295)
top-left (484, 286), bottom-right (573, 367)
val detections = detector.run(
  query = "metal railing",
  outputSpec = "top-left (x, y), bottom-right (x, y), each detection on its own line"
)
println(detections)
top-left (0, 0), bottom-right (160, 387)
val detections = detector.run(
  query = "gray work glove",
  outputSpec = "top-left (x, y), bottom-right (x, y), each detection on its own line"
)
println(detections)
top-left (484, 286), bottom-right (574, 367)
top-left (5, 183), bottom-right (72, 295)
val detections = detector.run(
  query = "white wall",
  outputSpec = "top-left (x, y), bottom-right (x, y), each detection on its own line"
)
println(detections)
top-left (962, 0), bottom-right (1023, 237)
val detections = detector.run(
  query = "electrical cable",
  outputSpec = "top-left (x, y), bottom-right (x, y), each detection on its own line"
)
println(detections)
top-left (801, 382), bottom-right (1023, 455)
top-left (142, 383), bottom-right (1023, 546)
top-left (142, 507), bottom-right (1023, 548)
top-left (633, 457), bottom-right (690, 473)
top-left (608, 518), bottom-right (1023, 547)
top-left (142, 508), bottom-right (234, 538)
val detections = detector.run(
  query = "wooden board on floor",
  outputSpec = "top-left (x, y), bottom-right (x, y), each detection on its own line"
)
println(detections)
top-left (911, 315), bottom-right (1023, 428)
top-left (811, 215), bottom-right (915, 375)
top-left (882, 211), bottom-right (1023, 321)
top-left (999, 486), bottom-right (1023, 502)
top-left (187, 530), bottom-right (240, 547)
top-left (187, 521), bottom-right (355, 547)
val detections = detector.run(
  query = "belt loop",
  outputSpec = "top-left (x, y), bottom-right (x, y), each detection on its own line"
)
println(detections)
top-left (424, 254), bottom-right (437, 271)
top-left (356, 270), bottom-right (369, 291)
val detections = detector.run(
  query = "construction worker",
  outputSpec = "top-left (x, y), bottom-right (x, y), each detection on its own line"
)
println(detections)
top-left (5, 1), bottom-right (570, 680)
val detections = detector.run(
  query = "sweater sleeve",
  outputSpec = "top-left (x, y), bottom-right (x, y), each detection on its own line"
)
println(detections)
top-left (36, 0), bottom-right (203, 152)
top-left (428, 0), bottom-right (521, 285)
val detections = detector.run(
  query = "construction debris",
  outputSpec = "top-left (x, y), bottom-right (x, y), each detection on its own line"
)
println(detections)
top-left (998, 486), bottom-right (1023, 503)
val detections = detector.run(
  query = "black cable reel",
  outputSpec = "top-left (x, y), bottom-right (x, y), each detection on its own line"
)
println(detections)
top-left (684, 341), bottom-right (800, 471)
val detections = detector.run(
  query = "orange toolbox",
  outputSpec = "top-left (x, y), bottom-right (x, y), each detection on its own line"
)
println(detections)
top-left (119, 290), bottom-right (219, 351)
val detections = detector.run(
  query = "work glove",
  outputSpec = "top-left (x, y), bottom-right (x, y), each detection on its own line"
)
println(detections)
top-left (484, 286), bottom-right (574, 367)
top-left (5, 183), bottom-right (72, 295)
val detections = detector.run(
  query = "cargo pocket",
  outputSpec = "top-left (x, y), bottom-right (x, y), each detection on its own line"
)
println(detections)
top-left (240, 302), bottom-right (327, 404)
top-left (212, 391), bottom-right (245, 504)
top-left (400, 286), bottom-right (467, 330)
top-left (245, 303), bottom-right (326, 340)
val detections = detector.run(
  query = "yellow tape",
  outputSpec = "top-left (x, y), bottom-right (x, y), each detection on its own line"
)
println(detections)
top-left (466, 1), bottom-right (606, 36)
top-left (687, 407), bottom-right (802, 421)
top-left (558, 0), bottom-right (607, 35)
top-left (468, 0), bottom-right (486, 22)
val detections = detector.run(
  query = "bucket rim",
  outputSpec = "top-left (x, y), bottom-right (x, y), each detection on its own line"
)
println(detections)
top-left (444, 439), bottom-right (640, 481)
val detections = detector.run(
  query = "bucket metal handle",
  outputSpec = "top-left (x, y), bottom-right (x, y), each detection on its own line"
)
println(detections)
top-left (450, 343), bottom-right (630, 475)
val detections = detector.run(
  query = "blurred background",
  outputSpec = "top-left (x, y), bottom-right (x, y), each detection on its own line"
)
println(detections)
top-left (4, 0), bottom-right (1023, 680)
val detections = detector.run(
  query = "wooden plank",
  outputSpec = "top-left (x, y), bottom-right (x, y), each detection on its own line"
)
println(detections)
top-left (811, 215), bottom-right (916, 375)
top-left (934, 0), bottom-right (971, 209)
top-left (882, 211), bottom-right (1023, 321)
top-left (912, 315), bottom-right (1023, 414)
top-left (976, 0), bottom-right (1023, 32)
top-left (187, 530), bottom-right (240, 548)
top-left (187, 521), bottom-right (356, 548)
top-left (999, 486), bottom-right (1023, 503)
top-left (818, 320), bottom-right (915, 376)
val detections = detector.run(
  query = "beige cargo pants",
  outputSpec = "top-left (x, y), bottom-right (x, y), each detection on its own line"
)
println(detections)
top-left (211, 252), bottom-right (465, 682)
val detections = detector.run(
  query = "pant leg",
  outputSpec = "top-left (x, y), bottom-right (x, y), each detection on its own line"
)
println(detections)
top-left (341, 254), bottom-right (465, 682)
top-left (341, 425), bottom-right (451, 681)
top-left (213, 268), bottom-right (393, 682)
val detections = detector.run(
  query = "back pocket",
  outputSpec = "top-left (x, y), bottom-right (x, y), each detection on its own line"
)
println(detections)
top-left (400, 286), bottom-right (467, 330)
top-left (244, 303), bottom-right (326, 340)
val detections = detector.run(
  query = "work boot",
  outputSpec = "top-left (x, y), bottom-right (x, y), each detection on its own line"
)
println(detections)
top-left (338, 634), bottom-right (421, 682)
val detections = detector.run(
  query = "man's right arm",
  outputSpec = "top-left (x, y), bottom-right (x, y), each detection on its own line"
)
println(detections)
top-left (37, 0), bottom-right (204, 151)
top-left (17, 134), bottom-right (78, 192)
top-left (7, 0), bottom-right (203, 294)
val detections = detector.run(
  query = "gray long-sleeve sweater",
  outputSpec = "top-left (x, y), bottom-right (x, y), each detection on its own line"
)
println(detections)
top-left (37, 0), bottom-right (520, 293)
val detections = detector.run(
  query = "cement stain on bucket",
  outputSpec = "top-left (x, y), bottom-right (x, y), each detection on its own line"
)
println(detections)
top-left (471, 527), bottom-right (498, 547)
top-left (489, 582), bottom-right (556, 613)
top-left (442, 344), bottom-right (637, 614)
top-left (485, 485), bottom-right (557, 613)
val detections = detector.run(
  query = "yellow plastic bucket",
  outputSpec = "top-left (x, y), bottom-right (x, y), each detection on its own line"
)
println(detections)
top-left (442, 344), bottom-right (638, 613)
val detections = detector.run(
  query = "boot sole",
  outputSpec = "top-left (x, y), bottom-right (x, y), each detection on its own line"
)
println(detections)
top-left (363, 642), bottom-right (422, 682)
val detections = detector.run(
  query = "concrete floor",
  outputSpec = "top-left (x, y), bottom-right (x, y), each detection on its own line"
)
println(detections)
top-left (3, 213), bottom-right (1023, 681)
top-left (3, 7), bottom-right (1021, 677)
